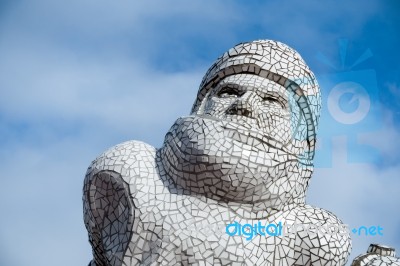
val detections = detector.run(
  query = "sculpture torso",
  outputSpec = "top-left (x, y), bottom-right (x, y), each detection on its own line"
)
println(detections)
top-left (84, 140), bottom-right (350, 266)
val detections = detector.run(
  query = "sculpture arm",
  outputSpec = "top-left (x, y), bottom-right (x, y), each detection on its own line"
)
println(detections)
top-left (83, 168), bottom-right (135, 266)
top-left (83, 140), bottom-right (157, 265)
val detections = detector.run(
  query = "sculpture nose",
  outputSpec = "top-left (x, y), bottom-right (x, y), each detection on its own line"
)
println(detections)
top-left (226, 91), bottom-right (257, 118)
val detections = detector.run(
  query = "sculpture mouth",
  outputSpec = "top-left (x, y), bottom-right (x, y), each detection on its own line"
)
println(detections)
top-left (196, 114), bottom-right (261, 134)
top-left (223, 114), bottom-right (260, 130)
top-left (191, 114), bottom-right (284, 150)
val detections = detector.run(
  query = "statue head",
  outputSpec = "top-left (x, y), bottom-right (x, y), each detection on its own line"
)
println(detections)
top-left (193, 40), bottom-right (321, 161)
top-left (160, 40), bottom-right (321, 209)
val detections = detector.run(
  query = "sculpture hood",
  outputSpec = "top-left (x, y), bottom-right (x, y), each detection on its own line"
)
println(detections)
top-left (191, 40), bottom-right (321, 161)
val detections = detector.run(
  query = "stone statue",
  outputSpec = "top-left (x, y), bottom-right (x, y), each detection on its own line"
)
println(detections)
top-left (82, 40), bottom-right (394, 265)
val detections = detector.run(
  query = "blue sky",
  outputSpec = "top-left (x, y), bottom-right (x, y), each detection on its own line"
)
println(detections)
top-left (0, 1), bottom-right (399, 265)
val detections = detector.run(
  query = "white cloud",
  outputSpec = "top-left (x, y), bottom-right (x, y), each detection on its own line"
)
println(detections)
top-left (0, 139), bottom-right (94, 265)
top-left (358, 108), bottom-right (400, 165)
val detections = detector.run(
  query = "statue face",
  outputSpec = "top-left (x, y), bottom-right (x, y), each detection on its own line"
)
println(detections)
top-left (199, 74), bottom-right (300, 146)
top-left (159, 73), bottom-right (309, 204)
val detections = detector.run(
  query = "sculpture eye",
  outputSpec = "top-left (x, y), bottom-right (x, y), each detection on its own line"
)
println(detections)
top-left (218, 86), bottom-right (239, 98)
top-left (262, 96), bottom-right (283, 107)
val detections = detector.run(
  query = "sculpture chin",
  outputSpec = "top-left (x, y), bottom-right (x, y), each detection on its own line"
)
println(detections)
top-left (160, 116), bottom-right (308, 206)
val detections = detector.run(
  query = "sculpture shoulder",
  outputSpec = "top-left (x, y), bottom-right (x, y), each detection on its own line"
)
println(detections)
top-left (85, 140), bottom-right (157, 183)
top-left (285, 204), bottom-right (352, 265)
top-left (83, 140), bottom-right (158, 213)
top-left (292, 204), bottom-right (347, 225)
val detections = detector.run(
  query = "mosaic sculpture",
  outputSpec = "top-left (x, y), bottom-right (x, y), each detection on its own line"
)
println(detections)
top-left (352, 244), bottom-right (400, 266)
top-left (83, 40), bottom-right (395, 265)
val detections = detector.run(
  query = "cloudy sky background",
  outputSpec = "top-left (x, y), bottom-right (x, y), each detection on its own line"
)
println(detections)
top-left (0, 0), bottom-right (399, 265)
